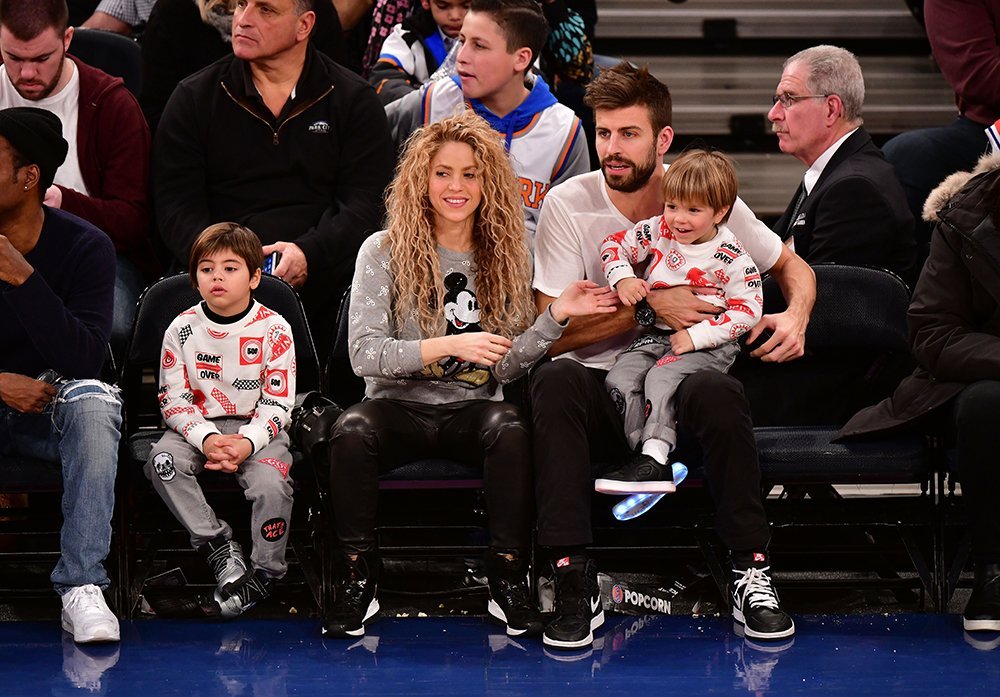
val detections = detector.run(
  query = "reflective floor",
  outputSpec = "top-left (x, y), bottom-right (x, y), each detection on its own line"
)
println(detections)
top-left (1, 614), bottom-right (998, 696)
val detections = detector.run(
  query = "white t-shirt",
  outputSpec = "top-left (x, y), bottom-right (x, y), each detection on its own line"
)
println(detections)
top-left (0, 61), bottom-right (89, 195)
top-left (533, 168), bottom-right (782, 370)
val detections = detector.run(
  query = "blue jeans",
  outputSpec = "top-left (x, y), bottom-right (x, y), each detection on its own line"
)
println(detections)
top-left (0, 379), bottom-right (122, 594)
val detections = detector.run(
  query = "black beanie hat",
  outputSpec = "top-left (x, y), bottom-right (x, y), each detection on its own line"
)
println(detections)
top-left (0, 107), bottom-right (68, 190)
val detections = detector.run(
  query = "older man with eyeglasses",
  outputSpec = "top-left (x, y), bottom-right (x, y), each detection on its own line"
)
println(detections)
top-left (769, 45), bottom-right (917, 287)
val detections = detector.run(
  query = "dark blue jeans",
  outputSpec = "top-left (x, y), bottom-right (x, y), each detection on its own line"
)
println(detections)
top-left (0, 380), bottom-right (122, 593)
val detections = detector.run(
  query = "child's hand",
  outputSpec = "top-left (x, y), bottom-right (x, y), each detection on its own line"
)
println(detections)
top-left (669, 329), bottom-right (694, 355)
top-left (202, 434), bottom-right (227, 464)
top-left (549, 281), bottom-right (618, 322)
top-left (204, 434), bottom-right (252, 473)
top-left (615, 278), bottom-right (649, 307)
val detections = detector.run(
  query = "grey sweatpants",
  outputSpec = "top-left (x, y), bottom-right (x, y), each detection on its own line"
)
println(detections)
top-left (144, 418), bottom-right (294, 578)
top-left (606, 338), bottom-right (740, 451)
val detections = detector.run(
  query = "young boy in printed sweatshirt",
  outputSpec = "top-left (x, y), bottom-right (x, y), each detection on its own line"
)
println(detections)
top-left (385, 0), bottom-right (588, 246)
top-left (145, 222), bottom-right (296, 617)
top-left (596, 150), bottom-right (762, 495)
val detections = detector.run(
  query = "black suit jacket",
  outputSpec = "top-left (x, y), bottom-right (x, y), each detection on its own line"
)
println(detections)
top-left (775, 128), bottom-right (917, 286)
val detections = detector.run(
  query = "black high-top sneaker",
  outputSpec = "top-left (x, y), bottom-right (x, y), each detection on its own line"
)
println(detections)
top-left (964, 563), bottom-right (1000, 632)
top-left (198, 535), bottom-right (248, 599)
top-left (542, 556), bottom-right (604, 649)
top-left (485, 550), bottom-right (543, 637)
top-left (323, 551), bottom-right (380, 638)
top-left (731, 551), bottom-right (794, 640)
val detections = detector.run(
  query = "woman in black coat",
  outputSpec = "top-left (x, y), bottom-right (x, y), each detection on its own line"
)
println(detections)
top-left (840, 152), bottom-right (1000, 633)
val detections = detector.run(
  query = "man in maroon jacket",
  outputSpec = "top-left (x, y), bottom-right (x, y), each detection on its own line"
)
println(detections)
top-left (0, 0), bottom-right (152, 353)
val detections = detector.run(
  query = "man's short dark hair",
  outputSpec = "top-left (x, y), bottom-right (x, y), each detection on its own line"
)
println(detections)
top-left (293, 0), bottom-right (315, 13)
top-left (0, 0), bottom-right (69, 40)
top-left (584, 62), bottom-right (672, 133)
top-left (469, 0), bottom-right (548, 68)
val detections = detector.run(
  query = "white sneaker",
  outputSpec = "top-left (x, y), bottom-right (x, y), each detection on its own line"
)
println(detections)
top-left (61, 585), bottom-right (120, 644)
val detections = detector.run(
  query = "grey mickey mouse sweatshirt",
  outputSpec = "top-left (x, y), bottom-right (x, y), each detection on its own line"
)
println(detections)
top-left (347, 231), bottom-right (567, 404)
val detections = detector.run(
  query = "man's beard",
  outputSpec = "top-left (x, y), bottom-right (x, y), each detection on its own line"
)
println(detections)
top-left (601, 149), bottom-right (658, 193)
top-left (15, 54), bottom-right (65, 100)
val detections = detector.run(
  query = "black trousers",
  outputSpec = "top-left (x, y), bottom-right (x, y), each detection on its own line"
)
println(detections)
top-left (328, 398), bottom-right (533, 553)
top-left (530, 358), bottom-right (770, 551)
top-left (953, 380), bottom-right (1000, 564)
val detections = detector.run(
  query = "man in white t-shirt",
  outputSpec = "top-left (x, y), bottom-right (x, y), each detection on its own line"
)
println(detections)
top-left (530, 62), bottom-right (816, 651)
top-left (0, 0), bottom-right (152, 355)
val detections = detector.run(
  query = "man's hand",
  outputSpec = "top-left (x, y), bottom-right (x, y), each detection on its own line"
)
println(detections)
top-left (0, 373), bottom-right (56, 413)
top-left (751, 245), bottom-right (814, 363)
top-left (746, 310), bottom-right (808, 363)
top-left (646, 286), bottom-right (719, 330)
top-left (669, 329), bottom-right (694, 355)
top-left (262, 241), bottom-right (308, 288)
top-left (0, 235), bottom-right (34, 286)
top-left (43, 185), bottom-right (63, 209)
top-left (203, 434), bottom-right (253, 473)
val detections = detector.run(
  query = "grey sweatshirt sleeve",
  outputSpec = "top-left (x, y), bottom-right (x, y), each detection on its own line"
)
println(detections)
top-left (492, 305), bottom-right (567, 384)
top-left (347, 233), bottom-right (427, 379)
top-left (384, 86), bottom-right (425, 154)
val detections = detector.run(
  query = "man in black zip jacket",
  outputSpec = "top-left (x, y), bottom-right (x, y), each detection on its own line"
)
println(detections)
top-left (153, 0), bottom-right (393, 352)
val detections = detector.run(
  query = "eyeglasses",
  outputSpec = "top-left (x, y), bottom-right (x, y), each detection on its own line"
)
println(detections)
top-left (771, 93), bottom-right (829, 108)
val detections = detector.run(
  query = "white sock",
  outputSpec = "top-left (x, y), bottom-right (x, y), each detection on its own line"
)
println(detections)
top-left (641, 439), bottom-right (671, 465)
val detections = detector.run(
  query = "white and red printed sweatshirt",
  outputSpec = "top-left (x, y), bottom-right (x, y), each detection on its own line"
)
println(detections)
top-left (157, 300), bottom-right (297, 453)
top-left (600, 215), bottom-right (763, 350)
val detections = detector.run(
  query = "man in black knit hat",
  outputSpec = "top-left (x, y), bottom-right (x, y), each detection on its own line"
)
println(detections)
top-left (0, 106), bottom-right (122, 644)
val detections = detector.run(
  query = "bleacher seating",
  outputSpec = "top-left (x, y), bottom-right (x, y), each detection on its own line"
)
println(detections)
top-left (595, 0), bottom-right (925, 41)
top-left (592, 0), bottom-right (954, 219)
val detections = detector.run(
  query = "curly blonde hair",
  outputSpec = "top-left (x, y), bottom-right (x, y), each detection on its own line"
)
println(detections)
top-left (384, 111), bottom-right (534, 338)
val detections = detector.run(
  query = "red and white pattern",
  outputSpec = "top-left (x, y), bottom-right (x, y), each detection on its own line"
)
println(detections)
top-left (260, 457), bottom-right (291, 479)
top-left (600, 215), bottom-right (762, 351)
top-left (211, 387), bottom-right (238, 415)
top-left (158, 300), bottom-right (296, 453)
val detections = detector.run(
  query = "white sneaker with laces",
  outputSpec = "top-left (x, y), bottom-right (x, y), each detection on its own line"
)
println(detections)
top-left (61, 584), bottom-right (120, 644)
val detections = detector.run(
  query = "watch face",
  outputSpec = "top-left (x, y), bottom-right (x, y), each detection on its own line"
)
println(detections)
top-left (634, 301), bottom-right (656, 327)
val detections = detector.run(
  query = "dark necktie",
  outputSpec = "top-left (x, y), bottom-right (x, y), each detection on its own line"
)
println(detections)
top-left (785, 180), bottom-right (808, 239)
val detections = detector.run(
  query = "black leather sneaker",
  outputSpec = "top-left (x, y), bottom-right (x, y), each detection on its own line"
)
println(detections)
top-left (731, 552), bottom-right (795, 640)
top-left (543, 556), bottom-right (604, 649)
top-left (964, 563), bottom-right (1000, 632)
top-left (486, 550), bottom-right (543, 637)
top-left (322, 552), bottom-right (380, 638)
top-left (595, 454), bottom-right (676, 494)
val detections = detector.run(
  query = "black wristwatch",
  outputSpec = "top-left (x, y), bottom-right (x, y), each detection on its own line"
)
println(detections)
top-left (634, 299), bottom-right (656, 327)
